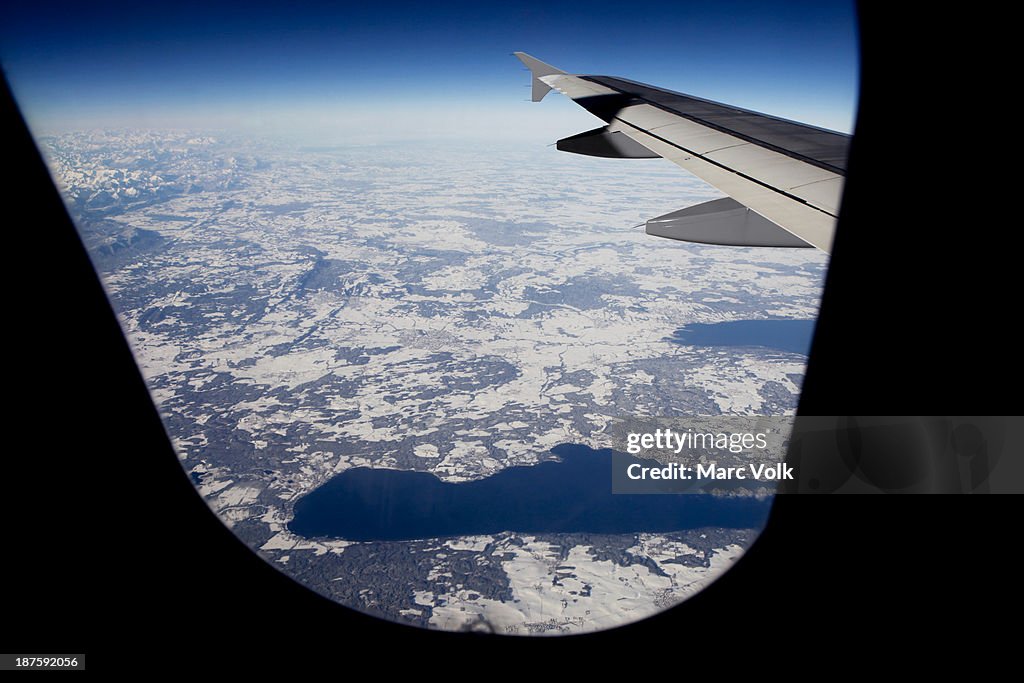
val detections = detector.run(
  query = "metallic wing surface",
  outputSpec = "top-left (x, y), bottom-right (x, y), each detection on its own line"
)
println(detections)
top-left (514, 52), bottom-right (850, 252)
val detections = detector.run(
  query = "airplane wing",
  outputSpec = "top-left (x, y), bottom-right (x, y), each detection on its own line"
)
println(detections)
top-left (514, 52), bottom-right (850, 252)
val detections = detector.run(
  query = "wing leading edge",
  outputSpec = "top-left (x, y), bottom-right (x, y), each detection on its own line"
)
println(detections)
top-left (513, 52), bottom-right (850, 253)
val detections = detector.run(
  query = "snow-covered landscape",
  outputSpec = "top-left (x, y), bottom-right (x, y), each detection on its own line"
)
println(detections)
top-left (43, 129), bottom-right (827, 634)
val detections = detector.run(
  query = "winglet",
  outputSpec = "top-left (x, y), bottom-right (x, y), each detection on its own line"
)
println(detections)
top-left (513, 52), bottom-right (566, 102)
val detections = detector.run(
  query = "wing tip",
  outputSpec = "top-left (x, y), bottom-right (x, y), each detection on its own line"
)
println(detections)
top-left (513, 52), bottom-right (566, 102)
top-left (512, 52), bottom-right (565, 76)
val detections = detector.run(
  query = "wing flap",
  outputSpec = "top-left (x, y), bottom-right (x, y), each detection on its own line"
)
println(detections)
top-left (787, 177), bottom-right (845, 215)
top-left (643, 121), bottom-right (748, 154)
top-left (704, 143), bottom-right (838, 189)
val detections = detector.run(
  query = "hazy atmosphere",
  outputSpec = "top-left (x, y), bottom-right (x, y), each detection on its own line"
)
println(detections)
top-left (3, 0), bottom-right (858, 139)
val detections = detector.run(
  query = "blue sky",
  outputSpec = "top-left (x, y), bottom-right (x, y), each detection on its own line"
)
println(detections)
top-left (1, 1), bottom-right (859, 138)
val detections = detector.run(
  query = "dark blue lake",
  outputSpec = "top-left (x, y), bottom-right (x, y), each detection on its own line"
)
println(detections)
top-left (288, 444), bottom-right (772, 542)
top-left (669, 319), bottom-right (816, 355)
